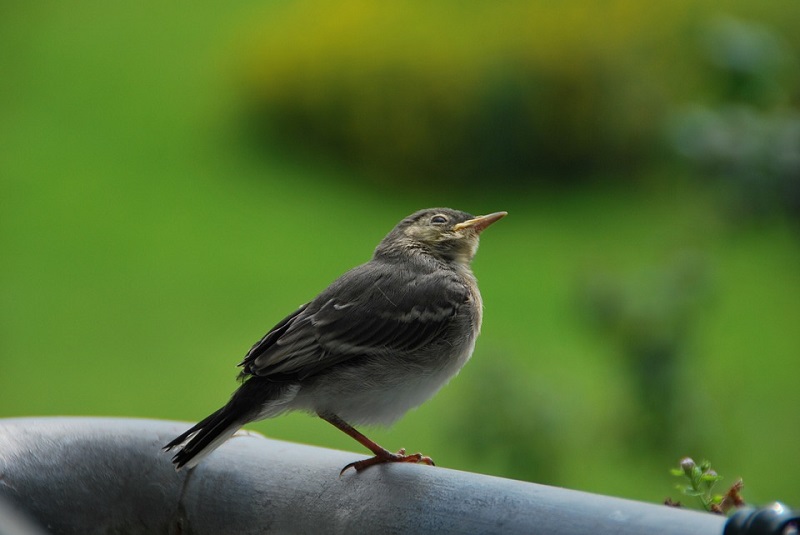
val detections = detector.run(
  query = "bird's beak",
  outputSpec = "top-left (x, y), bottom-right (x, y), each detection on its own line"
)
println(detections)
top-left (453, 211), bottom-right (507, 233)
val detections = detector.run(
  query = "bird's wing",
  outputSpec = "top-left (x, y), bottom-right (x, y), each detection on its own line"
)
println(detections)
top-left (239, 262), bottom-right (469, 380)
top-left (239, 303), bottom-right (311, 370)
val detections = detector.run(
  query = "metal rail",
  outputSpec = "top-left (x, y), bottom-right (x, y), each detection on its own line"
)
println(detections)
top-left (0, 417), bottom-right (731, 534)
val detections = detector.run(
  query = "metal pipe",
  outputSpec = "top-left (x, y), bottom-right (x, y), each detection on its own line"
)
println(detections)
top-left (0, 417), bottom-right (726, 534)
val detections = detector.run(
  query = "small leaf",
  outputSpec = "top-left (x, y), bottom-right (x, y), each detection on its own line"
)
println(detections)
top-left (701, 473), bottom-right (722, 483)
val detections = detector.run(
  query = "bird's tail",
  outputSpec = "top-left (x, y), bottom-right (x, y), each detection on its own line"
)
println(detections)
top-left (164, 378), bottom-right (297, 470)
top-left (163, 405), bottom-right (243, 470)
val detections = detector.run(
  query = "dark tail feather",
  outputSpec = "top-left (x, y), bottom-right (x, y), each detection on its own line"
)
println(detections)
top-left (164, 404), bottom-right (245, 470)
top-left (164, 378), bottom-right (296, 470)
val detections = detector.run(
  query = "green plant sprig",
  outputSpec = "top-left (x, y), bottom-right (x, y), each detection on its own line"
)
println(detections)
top-left (669, 457), bottom-right (744, 514)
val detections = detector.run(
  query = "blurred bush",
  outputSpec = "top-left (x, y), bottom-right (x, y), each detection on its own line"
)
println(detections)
top-left (578, 254), bottom-right (712, 451)
top-left (233, 2), bottom-right (800, 188)
top-left (234, 1), bottom-right (701, 187)
top-left (669, 16), bottom-right (800, 224)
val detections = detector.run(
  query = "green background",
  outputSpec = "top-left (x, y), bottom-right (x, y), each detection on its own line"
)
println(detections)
top-left (2, 2), bottom-right (798, 508)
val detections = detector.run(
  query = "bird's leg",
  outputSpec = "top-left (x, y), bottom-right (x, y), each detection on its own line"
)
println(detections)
top-left (319, 413), bottom-right (435, 475)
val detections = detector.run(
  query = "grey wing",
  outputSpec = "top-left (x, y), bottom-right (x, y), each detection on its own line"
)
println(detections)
top-left (240, 264), bottom-right (470, 381)
top-left (238, 303), bottom-right (310, 374)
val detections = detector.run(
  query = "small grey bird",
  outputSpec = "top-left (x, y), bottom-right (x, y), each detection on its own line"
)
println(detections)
top-left (164, 207), bottom-right (506, 473)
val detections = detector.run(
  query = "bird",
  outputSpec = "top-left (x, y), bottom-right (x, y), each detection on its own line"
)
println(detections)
top-left (164, 207), bottom-right (506, 474)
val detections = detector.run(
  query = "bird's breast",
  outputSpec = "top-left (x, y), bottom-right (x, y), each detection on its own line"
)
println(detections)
top-left (460, 269), bottom-right (483, 333)
top-left (290, 266), bottom-right (484, 426)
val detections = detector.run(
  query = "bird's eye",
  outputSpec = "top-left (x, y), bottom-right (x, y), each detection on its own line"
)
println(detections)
top-left (431, 215), bottom-right (448, 225)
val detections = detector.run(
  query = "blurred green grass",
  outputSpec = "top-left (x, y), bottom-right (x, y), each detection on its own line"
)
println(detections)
top-left (2, 2), bottom-right (799, 507)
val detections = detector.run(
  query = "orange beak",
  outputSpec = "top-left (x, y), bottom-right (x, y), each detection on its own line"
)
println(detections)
top-left (453, 211), bottom-right (507, 233)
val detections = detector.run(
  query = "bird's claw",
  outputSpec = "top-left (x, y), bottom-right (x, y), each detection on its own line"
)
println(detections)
top-left (339, 448), bottom-right (435, 476)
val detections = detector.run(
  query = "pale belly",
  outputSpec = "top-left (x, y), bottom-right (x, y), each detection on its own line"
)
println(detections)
top-left (289, 333), bottom-right (477, 426)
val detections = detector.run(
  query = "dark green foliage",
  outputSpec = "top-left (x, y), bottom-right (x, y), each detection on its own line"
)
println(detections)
top-left (669, 17), bottom-right (800, 224)
top-left (235, 2), bottom-right (679, 186)
top-left (578, 255), bottom-right (712, 451)
top-left (236, 2), bottom-right (800, 189)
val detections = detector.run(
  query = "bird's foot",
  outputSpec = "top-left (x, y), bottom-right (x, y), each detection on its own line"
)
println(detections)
top-left (339, 448), bottom-right (435, 475)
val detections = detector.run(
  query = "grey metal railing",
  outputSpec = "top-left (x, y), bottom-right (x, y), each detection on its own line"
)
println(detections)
top-left (0, 417), bottom-right (747, 534)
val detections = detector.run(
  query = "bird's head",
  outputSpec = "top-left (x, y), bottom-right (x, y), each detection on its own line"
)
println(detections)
top-left (374, 208), bottom-right (506, 267)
